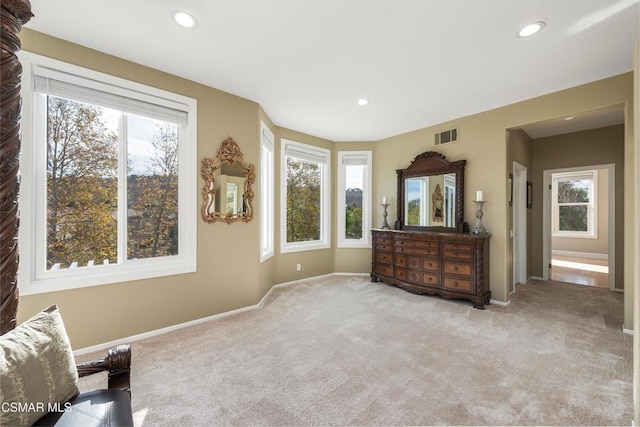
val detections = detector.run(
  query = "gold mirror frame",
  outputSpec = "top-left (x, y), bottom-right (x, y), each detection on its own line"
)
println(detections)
top-left (201, 138), bottom-right (256, 224)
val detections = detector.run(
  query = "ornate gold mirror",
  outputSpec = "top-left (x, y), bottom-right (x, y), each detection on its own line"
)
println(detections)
top-left (201, 138), bottom-right (255, 224)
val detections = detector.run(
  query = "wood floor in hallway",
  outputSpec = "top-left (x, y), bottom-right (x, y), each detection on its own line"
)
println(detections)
top-left (550, 254), bottom-right (609, 288)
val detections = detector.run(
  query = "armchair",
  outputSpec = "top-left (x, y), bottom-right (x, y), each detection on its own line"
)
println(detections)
top-left (33, 345), bottom-right (134, 426)
top-left (0, 306), bottom-right (133, 427)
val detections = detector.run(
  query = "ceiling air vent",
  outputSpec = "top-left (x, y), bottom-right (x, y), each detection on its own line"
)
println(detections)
top-left (435, 127), bottom-right (459, 145)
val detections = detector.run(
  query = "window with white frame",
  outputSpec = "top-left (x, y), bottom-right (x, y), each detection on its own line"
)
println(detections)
top-left (18, 52), bottom-right (197, 294)
top-left (337, 151), bottom-right (372, 247)
top-left (280, 139), bottom-right (330, 253)
top-left (260, 122), bottom-right (275, 262)
top-left (552, 170), bottom-right (597, 238)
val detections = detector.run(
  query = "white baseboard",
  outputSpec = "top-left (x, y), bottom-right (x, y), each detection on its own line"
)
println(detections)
top-left (551, 250), bottom-right (608, 260)
top-left (490, 299), bottom-right (511, 307)
top-left (623, 328), bottom-right (634, 336)
top-left (73, 272), bottom-right (346, 356)
top-left (529, 276), bottom-right (545, 281)
top-left (73, 302), bottom-right (260, 356)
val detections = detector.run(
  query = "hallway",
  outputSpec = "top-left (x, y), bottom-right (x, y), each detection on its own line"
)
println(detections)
top-left (551, 254), bottom-right (609, 288)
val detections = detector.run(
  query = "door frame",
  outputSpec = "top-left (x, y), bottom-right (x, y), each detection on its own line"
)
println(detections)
top-left (542, 164), bottom-right (615, 290)
top-left (512, 161), bottom-right (527, 290)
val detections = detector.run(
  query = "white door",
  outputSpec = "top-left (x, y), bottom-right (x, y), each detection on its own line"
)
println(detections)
top-left (512, 162), bottom-right (527, 290)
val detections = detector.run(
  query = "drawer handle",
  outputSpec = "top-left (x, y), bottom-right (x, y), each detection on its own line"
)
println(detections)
top-left (452, 281), bottom-right (459, 287)
top-left (453, 266), bottom-right (458, 271)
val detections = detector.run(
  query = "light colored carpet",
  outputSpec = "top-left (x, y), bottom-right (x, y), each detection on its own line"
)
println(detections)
top-left (78, 276), bottom-right (632, 426)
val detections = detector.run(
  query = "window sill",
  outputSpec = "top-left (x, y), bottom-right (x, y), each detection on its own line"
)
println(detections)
top-left (20, 256), bottom-right (195, 296)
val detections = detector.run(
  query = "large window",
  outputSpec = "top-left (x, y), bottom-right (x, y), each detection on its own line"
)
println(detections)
top-left (260, 122), bottom-right (275, 261)
top-left (19, 52), bottom-right (197, 294)
top-left (337, 151), bottom-right (372, 247)
top-left (552, 170), bottom-right (597, 238)
top-left (280, 139), bottom-right (330, 253)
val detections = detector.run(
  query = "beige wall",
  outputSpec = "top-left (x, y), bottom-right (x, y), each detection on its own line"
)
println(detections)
top-left (374, 75), bottom-right (634, 315)
top-left (18, 29), bottom-right (266, 349)
top-left (632, 37), bottom-right (639, 427)
top-left (551, 167), bottom-right (609, 255)
top-left (15, 29), bottom-right (637, 349)
top-left (531, 125), bottom-right (624, 290)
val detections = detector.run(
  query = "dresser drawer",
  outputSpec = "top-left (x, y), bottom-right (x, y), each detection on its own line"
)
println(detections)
top-left (422, 273), bottom-right (439, 287)
top-left (443, 242), bottom-right (472, 252)
top-left (375, 251), bottom-right (393, 264)
top-left (395, 238), bottom-right (439, 249)
top-left (422, 259), bottom-right (440, 272)
top-left (407, 256), bottom-right (421, 270)
top-left (395, 245), bottom-right (439, 257)
top-left (396, 268), bottom-right (421, 284)
top-left (375, 263), bottom-right (393, 277)
top-left (374, 236), bottom-right (393, 246)
top-left (443, 261), bottom-right (472, 277)
top-left (443, 277), bottom-right (472, 293)
top-left (443, 250), bottom-right (472, 260)
top-left (376, 243), bottom-right (393, 252)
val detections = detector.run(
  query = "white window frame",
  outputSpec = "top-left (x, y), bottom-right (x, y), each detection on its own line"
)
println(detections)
top-left (260, 121), bottom-right (275, 262)
top-left (280, 139), bottom-right (330, 253)
top-left (337, 151), bottom-right (372, 248)
top-left (552, 170), bottom-right (597, 238)
top-left (18, 51), bottom-right (197, 295)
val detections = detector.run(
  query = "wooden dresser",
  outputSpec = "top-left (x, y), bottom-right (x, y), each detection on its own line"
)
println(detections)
top-left (371, 229), bottom-right (490, 309)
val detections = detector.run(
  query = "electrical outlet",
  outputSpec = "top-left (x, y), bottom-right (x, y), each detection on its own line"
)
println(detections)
top-left (296, 263), bottom-right (301, 271)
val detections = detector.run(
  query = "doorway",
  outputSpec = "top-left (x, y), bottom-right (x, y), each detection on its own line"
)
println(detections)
top-left (542, 164), bottom-right (615, 290)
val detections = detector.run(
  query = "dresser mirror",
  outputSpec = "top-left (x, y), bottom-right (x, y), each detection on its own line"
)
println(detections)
top-left (201, 137), bottom-right (255, 224)
top-left (397, 151), bottom-right (466, 233)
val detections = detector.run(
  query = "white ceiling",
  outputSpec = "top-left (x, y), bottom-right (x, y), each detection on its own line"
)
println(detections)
top-left (519, 105), bottom-right (625, 139)
top-left (24, 0), bottom-right (639, 142)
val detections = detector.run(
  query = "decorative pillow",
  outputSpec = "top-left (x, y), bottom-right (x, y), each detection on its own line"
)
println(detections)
top-left (0, 305), bottom-right (79, 426)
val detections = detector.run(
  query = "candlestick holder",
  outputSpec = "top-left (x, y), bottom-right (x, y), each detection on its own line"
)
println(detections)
top-left (380, 203), bottom-right (390, 229)
top-left (471, 200), bottom-right (487, 235)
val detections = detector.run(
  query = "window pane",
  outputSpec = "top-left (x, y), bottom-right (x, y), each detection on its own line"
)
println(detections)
top-left (127, 115), bottom-right (179, 259)
top-left (345, 165), bottom-right (364, 239)
top-left (406, 179), bottom-right (421, 226)
top-left (286, 157), bottom-right (320, 242)
top-left (46, 96), bottom-right (118, 270)
top-left (557, 180), bottom-right (590, 203)
top-left (559, 205), bottom-right (588, 231)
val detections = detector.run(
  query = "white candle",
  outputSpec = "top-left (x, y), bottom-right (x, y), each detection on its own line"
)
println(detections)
top-left (476, 190), bottom-right (483, 201)
top-left (382, 196), bottom-right (388, 204)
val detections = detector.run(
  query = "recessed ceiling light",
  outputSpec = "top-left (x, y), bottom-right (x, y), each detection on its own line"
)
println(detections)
top-left (357, 98), bottom-right (369, 106)
top-left (564, 117), bottom-right (574, 121)
top-left (518, 21), bottom-right (545, 38)
top-left (172, 11), bottom-right (198, 29)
